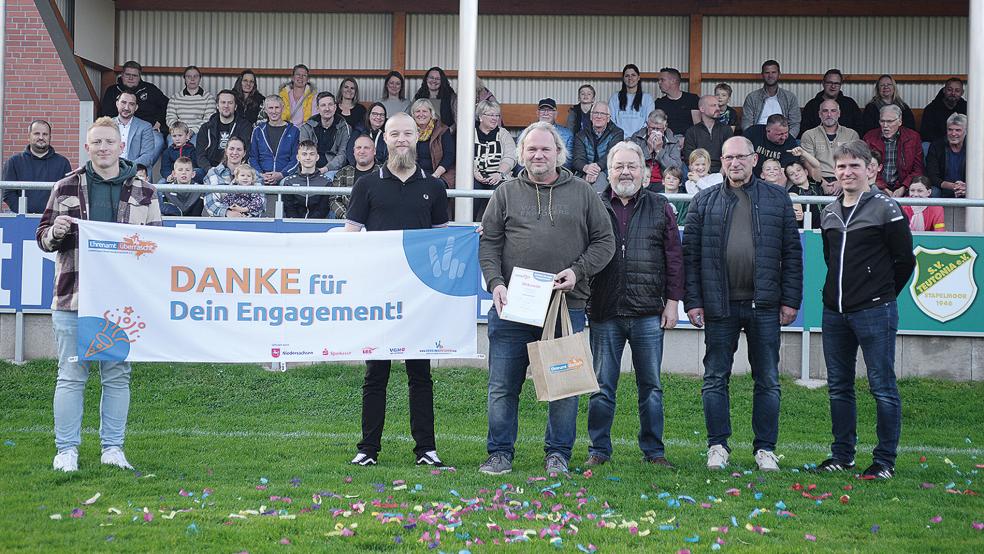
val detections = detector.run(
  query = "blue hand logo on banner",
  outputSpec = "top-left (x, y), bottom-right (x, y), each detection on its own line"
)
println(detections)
top-left (402, 228), bottom-right (481, 297)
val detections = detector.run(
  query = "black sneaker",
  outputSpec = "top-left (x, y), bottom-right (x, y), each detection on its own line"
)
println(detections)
top-left (415, 450), bottom-right (445, 467)
top-left (860, 462), bottom-right (894, 479)
top-left (816, 457), bottom-right (856, 472)
top-left (350, 452), bottom-right (377, 466)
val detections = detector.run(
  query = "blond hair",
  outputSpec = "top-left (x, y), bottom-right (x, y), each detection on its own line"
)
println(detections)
top-left (89, 116), bottom-right (121, 138)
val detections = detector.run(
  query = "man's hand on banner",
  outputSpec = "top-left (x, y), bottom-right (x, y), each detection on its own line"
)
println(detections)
top-left (492, 284), bottom-right (508, 315)
top-left (553, 268), bottom-right (576, 291)
top-left (429, 236), bottom-right (467, 280)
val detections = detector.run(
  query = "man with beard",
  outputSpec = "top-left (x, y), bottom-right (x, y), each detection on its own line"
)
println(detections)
top-left (585, 141), bottom-right (683, 469)
top-left (742, 60), bottom-right (801, 137)
top-left (799, 69), bottom-right (863, 137)
top-left (800, 99), bottom-right (860, 186)
top-left (920, 78), bottom-right (966, 144)
top-left (196, 90), bottom-right (253, 171)
top-left (344, 112), bottom-right (449, 468)
top-left (3, 120), bottom-right (72, 213)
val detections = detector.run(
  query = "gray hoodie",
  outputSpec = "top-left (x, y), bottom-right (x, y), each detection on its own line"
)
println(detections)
top-left (479, 167), bottom-right (615, 309)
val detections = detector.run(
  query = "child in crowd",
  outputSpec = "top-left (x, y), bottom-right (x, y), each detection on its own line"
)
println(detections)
top-left (661, 166), bottom-right (688, 225)
top-left (760, 158), bottom-right (786, 186)
top-left (161, 121), bottom-right (204, 183)
top-left (784, 160), bottom-right (823, 228)
top-left (134, 164), bottom-right (149, 183)
top-left (714, 83), bottom-right (738, 131)
top-left (160, 156), bottom-right (204, 216)
top-left (281, 141), bottom-right (332, 219)
top-left (213, 163), bottom-right (266, 218)
top-left (685, 148), bottom-right (712, 194)
top-left (903, 176), bottom-right (946, 232)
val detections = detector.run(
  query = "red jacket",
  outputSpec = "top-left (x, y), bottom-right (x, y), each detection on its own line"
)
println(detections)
top-left (863, 127), bottom-right (925, 193)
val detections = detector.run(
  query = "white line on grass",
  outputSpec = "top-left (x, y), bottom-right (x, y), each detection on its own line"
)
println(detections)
top-left (4, 426), bottom-right (982, 457)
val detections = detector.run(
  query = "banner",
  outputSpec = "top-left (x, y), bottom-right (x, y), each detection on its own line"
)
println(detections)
top-left (77, 221), bottom-right (481, 362)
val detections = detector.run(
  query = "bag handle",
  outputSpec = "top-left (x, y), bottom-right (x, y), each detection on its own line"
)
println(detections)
top-left (540, 291), bottom-right (574, 340)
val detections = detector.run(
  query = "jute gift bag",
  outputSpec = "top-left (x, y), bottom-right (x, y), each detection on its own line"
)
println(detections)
top-left (527, 291), bottom-right (599, 401)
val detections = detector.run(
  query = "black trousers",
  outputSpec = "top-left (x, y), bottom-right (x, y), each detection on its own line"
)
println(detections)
top-left (357, 359), bottom-right (436, 457)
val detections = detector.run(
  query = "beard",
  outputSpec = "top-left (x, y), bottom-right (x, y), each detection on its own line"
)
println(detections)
top-left (612, 178), bottom-right (642, 198)
top-left (387, 148), bottom-right (417, 171)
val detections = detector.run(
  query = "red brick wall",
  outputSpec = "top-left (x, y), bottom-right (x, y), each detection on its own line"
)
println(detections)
top-left (3, 0), bottom-right (82, 168)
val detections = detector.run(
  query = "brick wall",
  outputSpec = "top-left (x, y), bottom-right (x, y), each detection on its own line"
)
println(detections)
top-left (3, 0), bottom-right (82, 168)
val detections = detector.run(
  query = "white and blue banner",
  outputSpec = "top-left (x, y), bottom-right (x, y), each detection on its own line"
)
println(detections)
top-left (77, 221), bottom-right (481, 362)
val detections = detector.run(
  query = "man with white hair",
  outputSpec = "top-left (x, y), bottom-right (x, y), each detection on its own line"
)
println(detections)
top-left (479, 121), bottom-right (615, 476)
top-left (585, 141), bottom-right (684, 469)
top-left (862, 104), bottom-right (924, 197)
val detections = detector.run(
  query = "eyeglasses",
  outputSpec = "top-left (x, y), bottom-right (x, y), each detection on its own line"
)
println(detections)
top-left (879, 118), bottom-right (900, 124)
top-left (611, 163), bottom-right (641, 173)
top-left (370, 112), bottom-right (386, 117)
top-left (823, 81), bottom-right (842, 86)
top-left (590, 111), bottom-right (610, 117)
top-left (721, 153), bottom-right (754, 162)
top-left (122, 72), bottom-right (140, 78)
top-left (482, 113), bottom-right (501, 118)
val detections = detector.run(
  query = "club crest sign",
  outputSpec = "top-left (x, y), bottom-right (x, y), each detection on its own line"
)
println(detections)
top-left (909, 246), bottom-right (978, 323)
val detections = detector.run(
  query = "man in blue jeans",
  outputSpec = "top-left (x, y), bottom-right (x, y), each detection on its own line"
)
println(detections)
top-left (479, 121), bottom-right (615, 475)
top-left (586, 141), bottom-right (684, 468)
top-left (683, 136), bottom-right (802, 472)
top-left (817, 140), bottom-right (914, 479)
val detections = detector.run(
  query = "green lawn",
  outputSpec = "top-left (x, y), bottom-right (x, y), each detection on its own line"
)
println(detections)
top-left (0, 361), bottom-right (981, 553)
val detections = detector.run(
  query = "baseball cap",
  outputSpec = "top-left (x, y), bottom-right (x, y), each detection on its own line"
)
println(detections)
top-left (537, 98), bottom-right (557, 110)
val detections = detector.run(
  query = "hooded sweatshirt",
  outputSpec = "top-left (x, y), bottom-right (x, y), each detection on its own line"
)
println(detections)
top-left (87, 159), bottom-right (138, 222)
top-left (920, 87), bottom-right (967, 143)
top-left (479, 167), bottom-right (616, 309)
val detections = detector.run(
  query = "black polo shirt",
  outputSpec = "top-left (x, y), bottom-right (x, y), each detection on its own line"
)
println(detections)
top-left (346, 165), bottom-right (449, 231)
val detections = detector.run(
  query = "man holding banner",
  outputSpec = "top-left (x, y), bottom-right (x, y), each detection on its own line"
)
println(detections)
top-left (344, 112), bottom-right (449, 467)
top-left (479, 121), bottom-right (615, 475)
top-left (37, 117), bottom-right (162, 472)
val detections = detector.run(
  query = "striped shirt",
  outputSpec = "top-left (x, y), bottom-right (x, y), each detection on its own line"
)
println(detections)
top-left (166, 88), bottom-right (216, 133)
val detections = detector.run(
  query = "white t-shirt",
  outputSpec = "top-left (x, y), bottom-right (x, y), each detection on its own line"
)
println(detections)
top-left (116, 118), bottom-right (133, 159)
top-left (757, 95), bottom-right (783, 125)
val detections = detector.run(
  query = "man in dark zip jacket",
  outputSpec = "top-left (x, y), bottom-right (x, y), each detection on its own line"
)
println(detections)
top-left (683, 136), bottom-right (802, 473)
top-left (586, 141), bottom-right (683, 469)
top-left (196, 90), bottom-right (252, 171)
top-left (816, 140), bottom-right (914, 480)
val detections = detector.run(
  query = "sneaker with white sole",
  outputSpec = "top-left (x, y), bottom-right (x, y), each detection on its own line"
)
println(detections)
top-left (416, 450), bottom-right (445, 467)
top-left (754, 449), bottom-right (780, 472)
top-left (53, 448), bottom-right (79, 472)
top-left (706, 444), bottom-right (729, 470)
top-left (100, 447), bottom-right (134, 470)
top-left (350, 452), bottom-right (377, 466)
top-left (478, 452), bottom-right (512, 475)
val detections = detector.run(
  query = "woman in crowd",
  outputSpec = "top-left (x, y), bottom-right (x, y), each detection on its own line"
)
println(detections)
top-left (166, 65), bottom-right (215, 137)
top-left (567, 84), bottom-right (596, 134)
top-left (278, 64), bottom-right (317, 127)
top-left (380, 70), bottom-right (410, 116)
top-left (861, 74), bottom-right (916, 135)
top-left (472, 99), bottom-right (516, 220)
top-left (345, 102), bottom-right (388, 166)
top-left (232, 69), bottom-right (264, 125)
top-left (413, 66), bottom-right (458, 129)
top-left (203, 136), bottom-right (263, 217)
top-left (475, 77), bottom-right (496, 105)
top-left (410, 98), bottom-right (455, 186)
top-left (337, 77), bottom-right (367, 130)
top-left (609, 64), bottom-right (654, 137)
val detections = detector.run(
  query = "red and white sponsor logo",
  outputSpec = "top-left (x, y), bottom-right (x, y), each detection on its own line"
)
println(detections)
top-left (362, 346), bottom-right (378, 355)
top-left (271, 348), bottom-right (281, 358)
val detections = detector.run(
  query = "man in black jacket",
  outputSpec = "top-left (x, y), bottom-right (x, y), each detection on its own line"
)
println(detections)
top-left (683, 136), bottom-right (802, 473)
top-left (920, 79), bottom-right (966, 144)
top-left (2, 120), bottom-right (72, 213)
top-left (586, 141), bottom-right (684, 469)
top-left (816, 140), bottom-right (914, 480)
top-left (196, 90), bottom-right (252, 171)
top-left (100, 61), bottom-right (169, 160)
top-left (799, 69), bottom-right (862, 137)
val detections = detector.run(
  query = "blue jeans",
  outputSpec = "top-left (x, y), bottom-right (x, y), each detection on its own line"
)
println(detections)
top-left (822, 302), bottom-right (901, 467)
top-left (701, 301), bottom-right (781, 453)
top-left (51, 310), bottom-right (133, 451)
top-left (486, 306), bottom-right (585, 462)
top-left (587, 315), bottom-right (665, 459)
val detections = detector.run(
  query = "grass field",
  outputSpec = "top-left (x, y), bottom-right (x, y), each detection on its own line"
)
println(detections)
top-left (0, 360), bottom-right (981, 553)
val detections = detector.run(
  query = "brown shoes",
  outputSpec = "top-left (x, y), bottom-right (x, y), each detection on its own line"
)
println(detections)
top-left (645, 456), bottom-right (676, 469)
top-left (584, 455), bottom-right (609, 467)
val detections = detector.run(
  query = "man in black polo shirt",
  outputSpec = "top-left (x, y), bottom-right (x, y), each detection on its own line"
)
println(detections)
top-left (344, 112), bottom-right (449, 467)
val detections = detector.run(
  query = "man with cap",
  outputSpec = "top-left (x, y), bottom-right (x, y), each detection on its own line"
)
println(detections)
top-left (536, 98), bottom-right (574, 168)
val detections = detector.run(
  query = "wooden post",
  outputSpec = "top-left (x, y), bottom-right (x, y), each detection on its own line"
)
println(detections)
top-left (391, 11), bottom-right (406, 72)
top-left (688, 14), bottom-right (703, 95)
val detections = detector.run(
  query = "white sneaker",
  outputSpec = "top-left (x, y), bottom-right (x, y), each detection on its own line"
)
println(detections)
top-left (100, 447), bottom-right (134, 470)
top-left (350, 452), bottom-right (377, 466)
top-left (707, 444), bottom-right (729, 470)
top-left (755, 449), bottom-right (780, 472)
top-left (416, 450), bottom-right (445, 467)
top-left (53, 449), bottom-right (79, 472)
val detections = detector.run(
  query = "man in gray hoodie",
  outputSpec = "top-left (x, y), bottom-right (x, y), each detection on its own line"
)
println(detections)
top-left (478, 121), bottom-right (616, 476)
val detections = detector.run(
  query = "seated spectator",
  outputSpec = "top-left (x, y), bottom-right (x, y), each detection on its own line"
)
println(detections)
top-left (926, 113), bottom-right (967, 198)
top-left (113, 91), bottom-right (156, 171)
top-left (800, 99), bottom-right (860, 186)
top-left (629, 109), bottom-right (683, 186)
top-left (863, 104), bottom-right (924, 197)
top-left (282, 140), bottom-right (333, 219)
top-left (745, 114), bottom-right (798, 176)
top-left (473, 99), bottom-right (517, 220)
top-left (380, 71), bottom-right (411, 116)
top-left (213, 163), bottom-right (265, 218)
top-left (654, 67), bottom-right (699, 136)
top-left (784, 160), bottom-right (823, 228)
top-left (714, 83), bottom-right (738, 131)
top-left (345, 102), bottom-right (388, 167)
top-left (413, 67), bottom-right (458, 130)
top-left (166, 65), bottom-right (215, 137)
top-left (741, 60), bottom-right (801, 136)
top-left (2, 119), bottom-right (72, 214)
top-left (799, 69), bottom-right (862, 137)
top-left (250, 95), bottom-right (300, 215)
top-left (160, 156), bottom-right (204, 217)
top-left (337, 77), bottom-right (367, 130)
top-left (788, 145), bottom-right (823, 183)
top-left (475, 77), bottom-right (496, 105)
top-left (334, 135), bottom-right (380, 219)
top-left (661, 166), bottom-right (688, 225)
top-left (203, 136), bottom-right (262, 217)
top-left (279, 64), bottom-right (317, 127)
top-left (566, 84), bottom-right (596, 134)
top-left (232, 69), bottom-right (264, 125)
top-left (161, 121), bottom-right (204, 183)
top-left (535, 98), bottom-right (573, 168)
top-left (299, 92), bottom-right (352, 174)
top-left (196, 90), bottom-right (252, 171)
top-left (920, 78), bottom-right (966, 144)
top-left (608, 64), bottom-right (654, 137)
top-left (100, 60), bottom-right (169, 156)
top-left (861, 75), bottom-right (916, 136)
top-left (903, 176), bottom-right (946, 232)
top-left (760, 158), bottom-right (786, 187)
top-left (572, 101), bottom-right (623, 192)
top-left (683, 95), bottom-right (733, 173)
top-left (410, 98), bottom-right (455, 186)
top-left (684, 148), bottom-right (712, 194)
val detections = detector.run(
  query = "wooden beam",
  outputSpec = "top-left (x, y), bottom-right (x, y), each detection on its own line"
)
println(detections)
top-left (688, 14), bottom-right (703, 94)
top-left (391, 11), bottom-right (406, 72)
top-left (702, 73), bottom-right (968, 83)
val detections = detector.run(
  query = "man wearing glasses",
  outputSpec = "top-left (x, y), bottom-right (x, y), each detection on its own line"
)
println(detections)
top-left (100, 60), bottom-right (170, 165)
top-left (682, 136), bottom-right (802, 473)
top-left (572, 102), bottom-right (624, 192)
top-left (535, 99), bottom-right (574, 168)
top-left (799, 69), bottom-right (863, 137)
top-left (862, 104), bottom-right (924, 198)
